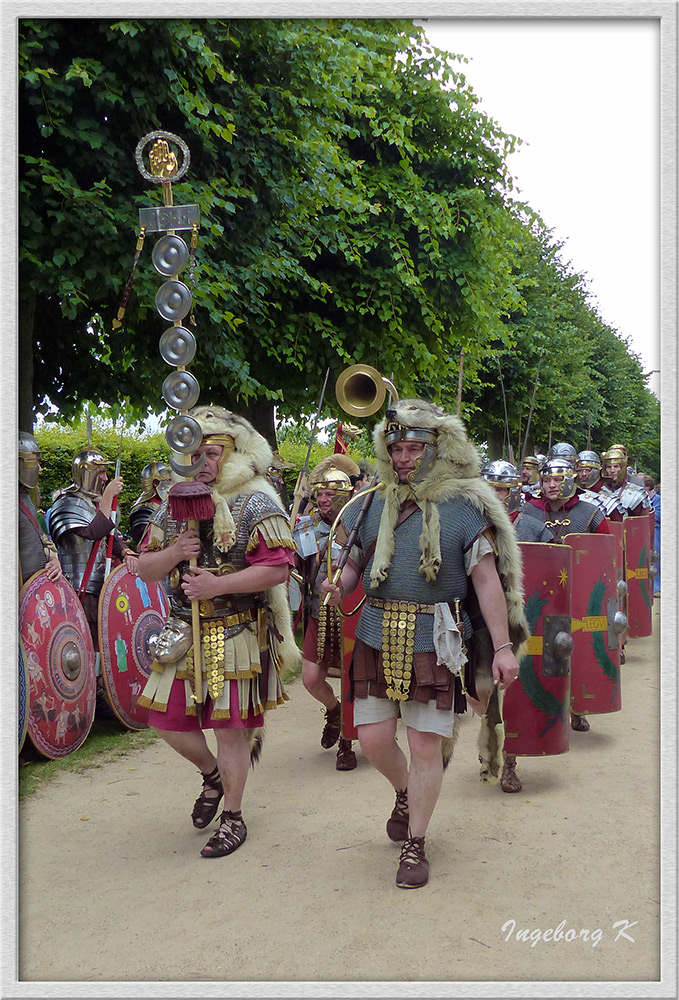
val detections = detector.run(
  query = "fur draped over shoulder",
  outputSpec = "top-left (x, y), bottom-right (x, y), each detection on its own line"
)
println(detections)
top-left (175, 404), bottom-right (300, 677)
top-left (371, 398), bottom-right (530, 652)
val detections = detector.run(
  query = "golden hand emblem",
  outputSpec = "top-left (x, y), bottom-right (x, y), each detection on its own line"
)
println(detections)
top-left (149, 139), bottom-right (178, 178)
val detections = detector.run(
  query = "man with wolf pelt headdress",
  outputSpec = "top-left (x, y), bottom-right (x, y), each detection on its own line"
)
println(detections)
top-left (137, 405), bottom-right (300, 859)
top-left (322, 398), bottom-right (529, 889)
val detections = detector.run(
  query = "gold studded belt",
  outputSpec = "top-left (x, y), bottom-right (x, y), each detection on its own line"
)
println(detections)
top-left (367, 598), bottom-right (435, 701)
top-left (196, 602), bottom-right (255, 625)
top-left (368, 598), bottom-right (437, 614)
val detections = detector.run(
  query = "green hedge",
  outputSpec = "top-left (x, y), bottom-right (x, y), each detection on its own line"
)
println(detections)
top-left (35, 421), bottom-right (170, 542)
top-left (33, 418), bottom-right (376, 539)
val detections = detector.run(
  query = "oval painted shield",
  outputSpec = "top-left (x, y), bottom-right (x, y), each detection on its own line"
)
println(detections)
top-left (20, 570), bottom-right (97, 759)
top-left (564, 532), bottom-right (622, 717)
top-left (503, 543), bottom-right (573, 757)
top-left (624, 515), bottom-right (653, 637)
top-left (98, 564), bottom-right (170, 730)
top-left (19, 637), bottom-right (29, 753)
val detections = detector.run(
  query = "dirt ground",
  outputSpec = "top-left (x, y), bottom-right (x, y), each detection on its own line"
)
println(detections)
top-left (14, 604), bottom-right (663, 997)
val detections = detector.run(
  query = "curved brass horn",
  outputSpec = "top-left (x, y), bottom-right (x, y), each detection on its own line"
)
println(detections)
top-left (335, 364), bottom-right (398, 418)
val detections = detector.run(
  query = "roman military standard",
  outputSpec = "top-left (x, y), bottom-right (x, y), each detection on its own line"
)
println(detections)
top-left (130, 132), bottom-right (299, 859)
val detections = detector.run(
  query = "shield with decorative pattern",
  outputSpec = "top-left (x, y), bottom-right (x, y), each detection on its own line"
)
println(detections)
top-left (564, 532), bottom-right (622, 717)
top-left (19, 637), bottom-right (29, 753)
top-left (503, 543), bottom-right (572, 757)
top-left (624, 516), bottom-right (653, 637)
top-left (98, 564), bottom-right (169, 730)
top-left (20, 570), bottom-right (96, 759)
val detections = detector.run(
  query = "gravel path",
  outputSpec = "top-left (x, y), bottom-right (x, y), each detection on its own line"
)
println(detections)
top-left (14, 605), bottom-right (662, 997)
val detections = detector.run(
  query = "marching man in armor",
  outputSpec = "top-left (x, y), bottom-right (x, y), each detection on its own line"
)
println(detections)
top-left (49, 448), bottom-right (137, 645)
top-left (322, 399), bottom-right (528, 889)
top-left (18, 431), bottom-right (62, 585)
top-left (294, 454), bottom-right (361, 772)
top-left (520, 454), bottom-right (542, 496)
top-left (137, 405), bottom-right (299, 859)
top-left (128, 461), bottom-right (172, 548)
top-left (521, 457), bottom-right (610, 733)
top-left (481, 459), bottom-right (552, 542)
top-left (600, 444), bottom-right (652, 518)
top-left (521, 458), bottom-right (610, 544)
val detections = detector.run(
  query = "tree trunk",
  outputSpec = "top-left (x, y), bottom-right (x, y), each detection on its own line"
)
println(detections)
top-left (19, 291), bottom-right (36, 432)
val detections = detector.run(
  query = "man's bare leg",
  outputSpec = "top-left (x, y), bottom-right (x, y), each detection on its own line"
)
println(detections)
top-left (405, 727), bottom-right (443, 838)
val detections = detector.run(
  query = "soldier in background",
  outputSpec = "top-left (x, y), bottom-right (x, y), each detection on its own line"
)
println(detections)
top-left (128, 461), bottom-right (172, 549)
top-left (520, 454), bottom-right (542, 496)
top-left (49, 448), bottom-right (137, 646)
top-left (522, 457), bottom-right (610, 733)
top-left (600, 444), bottom-right (653, 518)
top-left (481, 459), bottom-right (552, 543)
top-left (18, 431), bottom-right (62, 586)
top-left (294, 454), bottom-right (361, 771)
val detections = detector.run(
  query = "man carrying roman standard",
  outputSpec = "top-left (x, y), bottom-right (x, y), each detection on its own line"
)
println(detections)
top-left (137, 405), bottom-right (299, 858)
top-left (322, 398), bottom-right (529, 889)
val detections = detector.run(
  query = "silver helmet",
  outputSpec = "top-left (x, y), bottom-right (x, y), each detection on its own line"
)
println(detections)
top-left (481, 460), bottom-right (522, 514)
top-left (575, 450), bottom-right (602, 489)
top-left (547, 442), bottom-right (577, 467)
top-left (540, 457), bottom-right (577, 500)
top-left (18, 431), bottom-right (41, 490)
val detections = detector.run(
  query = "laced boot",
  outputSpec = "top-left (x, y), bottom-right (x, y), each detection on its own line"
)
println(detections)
top-left (320, 701), bottom-right (342, 749)
top-left (396, 836), bottom-right (429, 889)
top-left (500, 753), bottom-right (522, 793)
top-left (386, 788), bottom-right (409, 842)
top-left (200, 809), bottom-right (247, 858)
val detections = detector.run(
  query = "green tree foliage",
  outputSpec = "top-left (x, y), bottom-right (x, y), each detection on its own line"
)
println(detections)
top-left (462, 211), bottom-right (659, 474)
top-left (19, 17), bottom-right (521, 437)
top-left (19, 17), bottom-right (659, 476)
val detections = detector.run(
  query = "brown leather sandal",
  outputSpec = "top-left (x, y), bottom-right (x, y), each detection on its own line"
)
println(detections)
top-left (500, 754), bottom-right (522, 793)
top-left (200, 810), bottom-right (247, 858)
top-left (570, 713), bottom-right (591, 732)
top-left (191, 765), bottom-right (224, 829)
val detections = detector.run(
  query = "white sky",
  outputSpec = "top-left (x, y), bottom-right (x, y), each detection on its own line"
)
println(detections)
top-left (418, 17), bottom-right (661, 398)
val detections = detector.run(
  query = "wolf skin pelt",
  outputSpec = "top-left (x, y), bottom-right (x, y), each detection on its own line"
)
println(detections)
top-left (372, 399), bottom-right (530, 771)
top-left (372, 398), bottom-right (530, 652)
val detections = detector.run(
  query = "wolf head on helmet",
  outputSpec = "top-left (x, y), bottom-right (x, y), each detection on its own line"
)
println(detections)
top-left (189, 405), bottom-right (275, 500)
top-left (373, 398), bottom-right (480, 487)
